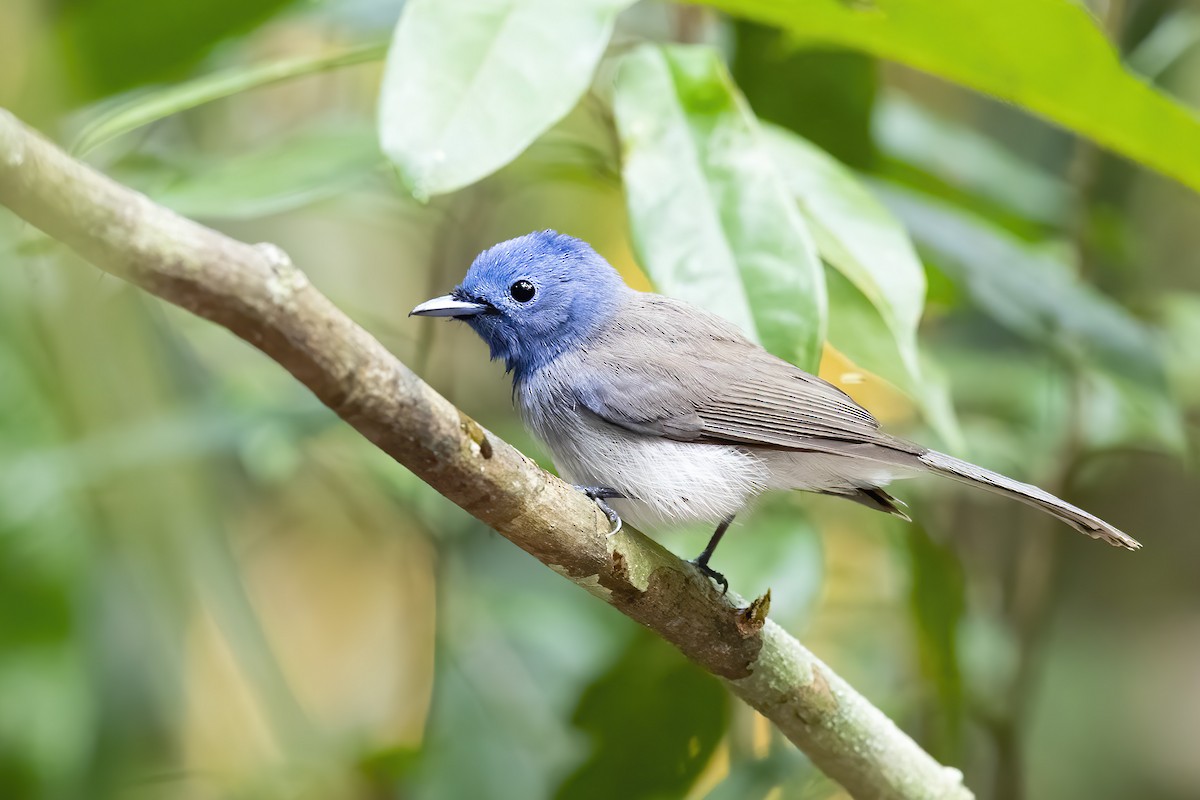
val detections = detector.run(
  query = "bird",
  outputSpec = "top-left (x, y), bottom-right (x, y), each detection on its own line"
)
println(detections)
top-left (411, 230), bottom-right (1141, 591)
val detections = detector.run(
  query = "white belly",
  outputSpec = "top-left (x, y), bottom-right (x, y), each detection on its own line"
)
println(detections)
top-left (516, 375), bottom-right (911, 532)
top-left (534, 410), bottom-right (768, 531)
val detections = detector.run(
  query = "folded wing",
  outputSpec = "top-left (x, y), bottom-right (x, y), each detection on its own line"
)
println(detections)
top-left (566, 294), bottom-right (917, 454)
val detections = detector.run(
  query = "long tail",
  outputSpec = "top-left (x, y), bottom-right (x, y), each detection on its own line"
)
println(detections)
top-left (918, 450), bottom-right (1141, 550)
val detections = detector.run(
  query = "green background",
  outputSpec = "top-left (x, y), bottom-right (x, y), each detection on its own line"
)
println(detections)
top-left (2, 1), bottom-right (1200, 798)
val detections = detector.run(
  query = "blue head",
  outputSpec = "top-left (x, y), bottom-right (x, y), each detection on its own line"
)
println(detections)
top-left (411, 231), bottom-right (630, 379)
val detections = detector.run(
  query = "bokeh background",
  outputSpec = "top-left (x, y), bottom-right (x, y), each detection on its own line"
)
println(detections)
top-left (2, 1), bottom-right (1200, 799)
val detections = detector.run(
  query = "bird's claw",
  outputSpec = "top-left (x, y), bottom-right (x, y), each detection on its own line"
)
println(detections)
top-left (597, 498), bottom-right (623, 537)
top-left (573, 485), bottom-right (625, 537)
top-left (689, 558), bottom-right (729, 595)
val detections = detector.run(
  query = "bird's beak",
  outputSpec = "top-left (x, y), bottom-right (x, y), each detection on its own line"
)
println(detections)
top-left (409, 294), bottom-right (489, 318)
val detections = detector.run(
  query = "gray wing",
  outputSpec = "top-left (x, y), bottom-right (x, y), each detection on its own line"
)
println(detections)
top-left (565, 295), bottom-right (918, 454)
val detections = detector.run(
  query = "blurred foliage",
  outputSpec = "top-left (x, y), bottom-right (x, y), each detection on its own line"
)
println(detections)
top-left (731, 23), bottom-right (878, 171)
top-left (554, 632), bottom-right (727, 800)
top-left (3, 1), bottom-right (1200, 799)
top-left (71, 41), bottom-right (389, 156)
top-left (58, 0), bottom-right (299, 98)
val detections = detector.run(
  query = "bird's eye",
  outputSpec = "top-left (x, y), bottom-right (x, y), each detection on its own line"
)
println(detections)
top-left (509, 280), bottom-right (536, 303)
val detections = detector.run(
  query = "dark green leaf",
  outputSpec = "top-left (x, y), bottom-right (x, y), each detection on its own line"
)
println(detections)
top-left (57, 0), bottom-right (297, 97)
top-left (906, 525), bottom-right (966, 762)
top-left (554, 632), bottom-right (728, 800)
top-left (731, 24), bottom-right (878, 169)
top-left (614, 45), bottom-right (825, 371)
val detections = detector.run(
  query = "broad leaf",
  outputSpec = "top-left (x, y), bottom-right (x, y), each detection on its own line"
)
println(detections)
top-left (614, 45), bottom-right (825, 371)
top-left (553, 632), bottom-right (727, 800)
top-left (765, 125), bottom-right (961, 446)
top-left (765, 127), bottom-right (923, 384)
top-left (72, 42), bottom-right (387, 156)
top-left (697, 0), bottom-right (1200, 196)
top-left (378, 0), bottom-right (632, 199)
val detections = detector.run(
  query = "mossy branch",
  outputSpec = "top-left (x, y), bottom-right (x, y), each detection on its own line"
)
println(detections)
top-left (0, 108), bottom-right (972, 800)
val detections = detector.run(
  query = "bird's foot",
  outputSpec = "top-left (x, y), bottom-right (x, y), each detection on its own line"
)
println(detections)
top-left (689, 557), bottom-right (729, 595)
top-left (573, 485), bottom-right (625, 537)
top-left (689, 515), bottom-right (734, 595)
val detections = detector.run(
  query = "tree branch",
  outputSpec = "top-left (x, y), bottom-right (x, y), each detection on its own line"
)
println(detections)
top-left (0, 108), bottom-right (972, 800)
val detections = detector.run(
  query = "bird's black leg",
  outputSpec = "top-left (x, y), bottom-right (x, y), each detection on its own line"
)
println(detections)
top-left (573, 485), bottom-right (625, 536)
top-left (690, 515), bottom-right (735, 594)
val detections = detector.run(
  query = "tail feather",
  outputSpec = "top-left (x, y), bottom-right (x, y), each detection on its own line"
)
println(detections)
top-left (919, 450), bottom-right (1142, 550)
top-left (825, 487), bottom-right (912, 522)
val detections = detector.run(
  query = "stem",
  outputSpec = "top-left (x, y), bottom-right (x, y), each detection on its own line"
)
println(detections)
top-left (71, 41), bottom-right (389, 156)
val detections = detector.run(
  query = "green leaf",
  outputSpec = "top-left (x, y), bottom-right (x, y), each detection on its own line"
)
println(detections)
top-left (696, 0), bottom-right (1200, 196)
top-left (877, 183), bottom-right (1165, 386)
top-left (765, 127), bottom-right (923, 380)
top-left (873, 92), bottom-right (1072, 227)
top-left (704, 747), bottom-right (816, 800)
top-left (554, 631), bottom-right (728, 800)
top-left (764, 125), bottom-right (961, 446)
top-left (378, 0), bottom-right (633, 199)
top-left (1128, 7), bottom-right (1200, 79)
top-left (825, 268), bottom-right (963, 450)
top-left (879, 185), bottom-right (1185, 455)
top-left (614, 45), bottom-right (826, 371)
top-left (57, 0), bottom-right (297, 98)
top-left (1162, 292), bottom-right (1200, 405)
top-left (906, 525), bottom-right (966, 762)
top-left (1077, 367), bottom-right (1187, 457)
top-left (731, 23), bottom-right (878, 169)
top-left (143, 127), bottom-right (382, 219)
top-left (72, 41), bottom-right (388, 156)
